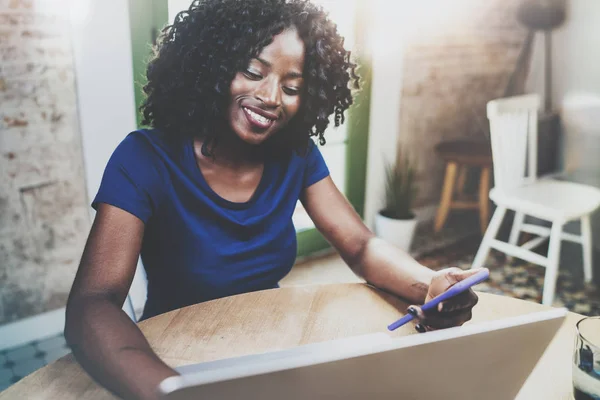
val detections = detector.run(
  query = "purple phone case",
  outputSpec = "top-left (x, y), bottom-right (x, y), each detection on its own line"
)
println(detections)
top-left (387, 269), bottom-right (489, 331)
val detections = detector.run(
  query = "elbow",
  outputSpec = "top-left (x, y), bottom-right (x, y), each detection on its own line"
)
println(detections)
top-left (340, 233), bottom-right (376, 279)
top-left (64, 324), bottom-right (77, 351)
top-left (64, 295), bottom-right (82, 349)
top-left (64, 291), bottom-right (122, 348)
top-left (63, 293), bottom-right (96, 349)
top-left (347, 235), bottom-right (391, 284)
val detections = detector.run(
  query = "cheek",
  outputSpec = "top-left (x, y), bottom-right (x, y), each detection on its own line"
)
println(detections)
top-left (229, 73), bottom-right (248, 98)
top-left (284, 98), bottom-right (302, 120)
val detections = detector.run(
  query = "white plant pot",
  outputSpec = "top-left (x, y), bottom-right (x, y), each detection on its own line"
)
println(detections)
top-left (374, 212), bottom-right (418, 252)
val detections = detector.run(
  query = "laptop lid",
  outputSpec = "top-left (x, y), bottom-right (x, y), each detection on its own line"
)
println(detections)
top-left (159, 308), bottom-right (567, 400)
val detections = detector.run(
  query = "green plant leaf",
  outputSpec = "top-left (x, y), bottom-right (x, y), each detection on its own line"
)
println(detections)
top-left (382, 151), bottom-right (418, 220)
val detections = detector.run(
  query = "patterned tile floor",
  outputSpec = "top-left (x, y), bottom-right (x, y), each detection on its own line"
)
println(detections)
top-left (0, 333), bottom-right (71, 392)
top-left (418, 233), bottom-right (600, 316)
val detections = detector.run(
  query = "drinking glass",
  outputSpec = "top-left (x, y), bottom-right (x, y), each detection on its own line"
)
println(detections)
top-left (573, 316), bottom-right (600, 400)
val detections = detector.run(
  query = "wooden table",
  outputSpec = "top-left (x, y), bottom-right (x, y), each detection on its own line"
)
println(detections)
top-left (0, 284), bottom-right (582, 399)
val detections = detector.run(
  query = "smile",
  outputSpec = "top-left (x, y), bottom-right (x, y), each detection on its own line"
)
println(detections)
top-left (242, 106), bottom-right (276, 129)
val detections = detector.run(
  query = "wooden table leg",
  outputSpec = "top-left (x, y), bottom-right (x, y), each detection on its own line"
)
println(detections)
top-left (435, 162), bottom-right (458, 233)
top-left (478, 167), bottom-right (491, 234)
top-left (456, 165), bottom-right (468, 195)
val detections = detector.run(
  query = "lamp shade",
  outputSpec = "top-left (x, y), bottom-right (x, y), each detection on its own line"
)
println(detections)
top-left (517, 0), bottom-right (566, 31)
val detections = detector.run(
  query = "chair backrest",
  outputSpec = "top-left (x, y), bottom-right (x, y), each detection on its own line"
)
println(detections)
top-left (487, 94), bottom-right (541, 193)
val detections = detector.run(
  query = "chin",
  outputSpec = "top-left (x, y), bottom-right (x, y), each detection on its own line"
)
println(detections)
top-left (233, 129), bottom-right (270, 146)
top-left (232, 118), bottom-right (282, 146)
top-left (243, 136), bottom-right (268, 146)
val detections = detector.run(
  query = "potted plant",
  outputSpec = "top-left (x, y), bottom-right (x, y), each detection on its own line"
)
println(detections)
top-left (375, 154), bottom-right (418, 252)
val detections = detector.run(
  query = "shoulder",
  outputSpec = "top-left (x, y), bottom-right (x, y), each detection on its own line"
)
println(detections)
top-left (304, 140), bottom-right (327, 165)
top-left (110, 129), bottom-right (181, 166)
top-left (102, 129), bottom-right (179, 193)
top-left (110, 129), bottom-right (154, 160)
top-left (289, 139), bottom-right (323, 163)
top-left (289, 140), bottom-right (330, 187)
top-left (115, 129), bottom-right (165, 153)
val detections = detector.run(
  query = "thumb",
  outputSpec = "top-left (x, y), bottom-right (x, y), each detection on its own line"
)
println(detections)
top-left (444, 267), bottom-right (489, 285)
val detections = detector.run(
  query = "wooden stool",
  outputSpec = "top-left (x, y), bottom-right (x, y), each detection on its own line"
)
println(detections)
top-left (434, 140), bottom-right (493, 234)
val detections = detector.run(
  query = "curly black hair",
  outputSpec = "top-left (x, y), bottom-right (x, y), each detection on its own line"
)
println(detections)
top-left (141, 0), bottom-right (359, 155)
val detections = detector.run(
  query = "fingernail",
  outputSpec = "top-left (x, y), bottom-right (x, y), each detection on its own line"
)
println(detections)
top-left (438, 302), bottom-right (444, 312)
top-left (415, 324), bottom-right (426, 333)
top-left (407, 306), bottom-right (418, 316)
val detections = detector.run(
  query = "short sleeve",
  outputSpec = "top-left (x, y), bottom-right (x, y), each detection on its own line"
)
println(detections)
top-left (92, 132), bottom-right (166, 223)
top-left (303, 140), bottom-right (330, 188)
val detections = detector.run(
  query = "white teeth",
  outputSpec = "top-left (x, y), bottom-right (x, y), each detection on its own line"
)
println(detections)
top-left (244, 107), bottom-right (273, 125)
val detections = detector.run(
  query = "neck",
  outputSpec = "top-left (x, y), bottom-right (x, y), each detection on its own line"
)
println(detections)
top-left (193, 134), bottom-right (264, 168)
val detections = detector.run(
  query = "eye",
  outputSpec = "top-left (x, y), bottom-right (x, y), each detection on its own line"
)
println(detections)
top-left (243, 69), bottom-right (262, 80)
top-left (283, 86), bottom-right (300, 96)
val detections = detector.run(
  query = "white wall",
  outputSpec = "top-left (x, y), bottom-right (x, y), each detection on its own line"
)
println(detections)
top-left (553, 1), bottom-right (600, 105)
top-left (527, 0), bottom-right (600, 112)
top-left (70, 0), bottom-right (138, 200)
top-left (70, 0), bottom-right (146, 319)
top-left (365, 1), bottom-right (458, 228)
top-left (526, 0), bottom-right (600, 136)
top-left (363, 0), bottom-right (403, 228)
top-left (551, 0), bottom-right (600, 177)
top-left (526, 0), bottom-right (600, 181)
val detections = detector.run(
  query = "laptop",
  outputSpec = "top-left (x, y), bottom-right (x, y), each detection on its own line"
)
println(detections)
top-left (159, 308), bottom-right (567, 400)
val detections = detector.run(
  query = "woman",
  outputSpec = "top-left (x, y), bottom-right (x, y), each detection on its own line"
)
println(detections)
top-left (65, 0), bottom-right (483, 399)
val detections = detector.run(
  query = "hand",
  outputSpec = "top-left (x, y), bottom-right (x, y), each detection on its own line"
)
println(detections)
top-left (407, 267), bottom-right (486, 333)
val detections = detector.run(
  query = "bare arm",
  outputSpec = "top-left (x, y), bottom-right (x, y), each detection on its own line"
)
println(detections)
top-left (300, 177), bottom-right (433, 303)
top-left (301, 177), bottom-right (480, 329)
top-left (65, 203), bottom-right (177, 400)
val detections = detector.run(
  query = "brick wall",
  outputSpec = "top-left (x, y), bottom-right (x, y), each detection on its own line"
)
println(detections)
top-left (398, 0), bottom-right (529, 207)
top-left (0, 0), bottom-right (90, 324)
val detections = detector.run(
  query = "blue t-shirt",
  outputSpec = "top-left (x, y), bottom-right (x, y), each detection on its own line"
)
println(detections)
top-left (92, 129), bottom-right (329, 320)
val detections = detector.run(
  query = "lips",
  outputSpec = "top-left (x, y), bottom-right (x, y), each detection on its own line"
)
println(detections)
top-left (242, 105), bottom-right (278, 130)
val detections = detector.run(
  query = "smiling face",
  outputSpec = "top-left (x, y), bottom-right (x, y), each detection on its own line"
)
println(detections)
top-left (227, 27), bottom-right (305, 146)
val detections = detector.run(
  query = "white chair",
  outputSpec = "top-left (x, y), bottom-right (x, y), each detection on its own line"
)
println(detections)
top-left (123, 259), bottom-right (148, 322)
top-left (471, 94), bottom-right (600, 306)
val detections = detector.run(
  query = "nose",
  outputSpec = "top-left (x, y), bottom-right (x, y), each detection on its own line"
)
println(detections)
top-left (254, 76), bottom-right (281, 108)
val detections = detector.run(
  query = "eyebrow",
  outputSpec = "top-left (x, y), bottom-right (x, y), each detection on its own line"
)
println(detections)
top-left (255, 57), bottom-right (303, 79)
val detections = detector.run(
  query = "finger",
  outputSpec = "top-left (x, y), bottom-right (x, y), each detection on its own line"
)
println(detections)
top-left (407, 305), bottom-right (426, 320)
top-left (411, 291), bottom-right (478, 316)
top-left (438, 290), bottom-right (479, 312)
top-left (414, 323), bottom-right (434, 333)
top-left (420, 309), bottom-right (473, 330)
top-left (409, 305), bottom-right (474, 329)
